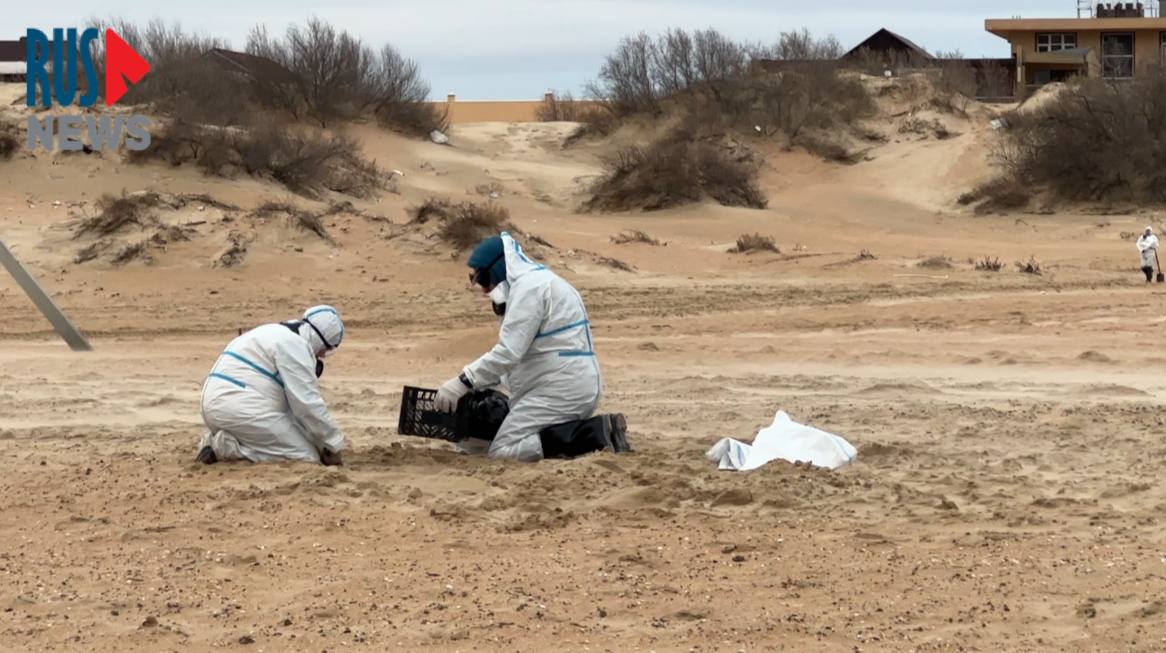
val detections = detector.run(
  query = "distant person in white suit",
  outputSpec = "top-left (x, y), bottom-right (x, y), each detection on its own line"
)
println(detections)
top-left (1138, 226), bottom-right (1159, 283)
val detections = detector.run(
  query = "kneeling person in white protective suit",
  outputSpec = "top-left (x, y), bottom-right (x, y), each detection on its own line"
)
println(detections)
top-left (197, 305), bottom-right (347, 466)
top-left (434, 233), bottom-right (630, 461)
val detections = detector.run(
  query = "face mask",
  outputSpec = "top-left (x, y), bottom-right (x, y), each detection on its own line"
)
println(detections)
top-left (489, 281), bottom-right (509, 317)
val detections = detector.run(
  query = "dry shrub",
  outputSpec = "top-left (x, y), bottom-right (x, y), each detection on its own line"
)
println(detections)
top-left (995, 70), bottom-right (1166, 203)
top-left (584, 28), bottom-right (874, 163)
top-left (251, 201), bottom-right (334, 243)
top-left (592, 253), bottom-right (635, 272)
top-left (242, 126), bottom-right (385, 198)
top-left (537, 91), bottom-right (604, 123)
top-left (974, 256), bottom-right (1003, 271)
top-left (963, 177), bottom-right (1029, 215)
top-left (731, 233), bottom-right (779, 254)
top-left (611, 230), bottom-right (661, 246)
top-left (409, 197), bottom-right (453, 224)
top-left (131, 120), bottom-right (386, 199)
top-left (74, 193), bottom-right (161, 238)
top-left (439, 202), bottom-right (511, 250)
top-left (856, 249), bottom-right (877, 261)
top-left (793, 130), bottom-right (860, 163)
top-left (215, 233), bottom-right (249, 268)
top-left (917, 255), bottom-right (953, 269)
top-left (1016, 256), bottom-right (1041, 275)
top-left (111, 242), bottom-right (149, 265)
top-left (899, 116), bottom-right (954, 140)
top-left (0, 120), bottom-right (19, 160)
top-left (583, 126), bottom-right (766, 212)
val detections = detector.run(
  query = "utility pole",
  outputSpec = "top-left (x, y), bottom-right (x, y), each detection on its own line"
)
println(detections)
top-left (0, 239), bottom-right (92, 351)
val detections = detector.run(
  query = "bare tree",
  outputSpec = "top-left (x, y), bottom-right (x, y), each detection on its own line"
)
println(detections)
top-left (588, 32), bottom-right (659, 116)
top-left (773, 29), bottom-right (843, 61)
top-left (652, 28), bottom-right (696, 97)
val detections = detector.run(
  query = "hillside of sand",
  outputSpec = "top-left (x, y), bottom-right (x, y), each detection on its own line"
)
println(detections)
top-left (2, 79), bottom-right (1166, 652)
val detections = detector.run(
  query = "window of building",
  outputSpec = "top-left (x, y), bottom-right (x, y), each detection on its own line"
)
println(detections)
top-left (1036, 33), bottom-right (1077, 52)
top-left (1102, 33), bottom-right (1135, 78)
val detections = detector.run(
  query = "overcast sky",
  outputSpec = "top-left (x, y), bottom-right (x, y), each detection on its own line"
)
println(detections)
top-left (8, 1), bottom-right (1096, 99)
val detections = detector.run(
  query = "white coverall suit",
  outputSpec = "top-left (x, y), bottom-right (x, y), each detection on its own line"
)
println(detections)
top-left (462, 233), bottom-right (603, 461)
top-left (199, 307), bottom-right (346, 463)
top-left (1138, 232), bottom-right (1159, 268)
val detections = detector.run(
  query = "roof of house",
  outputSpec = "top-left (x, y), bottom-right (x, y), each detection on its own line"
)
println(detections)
top-left (987, 16), bottom-right (1166, 36)
top-left (204, 48), bottom-right (298, 85)
top-left (843, 28), bottom-right (932, 59)
top-left (0, 39), bottom-right (26, 63)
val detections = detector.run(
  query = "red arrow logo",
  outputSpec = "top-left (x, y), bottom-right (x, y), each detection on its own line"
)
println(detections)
top-left (104, 29), bottom-right (150, 106)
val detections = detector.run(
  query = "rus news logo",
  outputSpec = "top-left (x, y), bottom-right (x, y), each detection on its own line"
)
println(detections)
top-left (25, 28), bottom-right (151, 152)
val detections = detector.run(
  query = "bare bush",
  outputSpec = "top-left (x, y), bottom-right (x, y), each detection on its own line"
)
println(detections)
top-left (730, 233), bottom-right (779, 254)
top-left (857, 249), bottom-right (877, 260)
top-left (367, 44), bottom-right (448, 136)
top-left (1016, 256), bottom-right (1042, 275)
top-left (974, 256), bottom-right (1003, 271)
top-left (537, 91), bottom-right (604, 123)
top-left (409, 197), bottom-right (453, 224)
top-left (961, 176), bottom-right (1030, 215)
top-left (749, 62), bottom-right (875, 139)
top-left (250, 201), bottom-right (334, 243)
top-left (583, 126), bottom-right (766, 212)
top-left (917, 255), bottom-right (953, 269)
top-left (131, 120), bottom-right (385, 198)
top-left (74, 193), bottom-right (161, 238)
top-left (994, 71), bottom-right (1166, 202)
top-left (794, 130), bottom-right (860, 163)
top-left (440, 202), bottom-right (511, 250)
top-left (772, 29), bottom-right (843, 60)
top-left (587, 32), bottom-right (662, 116)
top-left (0, 119), bottom-right (20, 159)
top-left (611, 230), bottom-right (662, 245)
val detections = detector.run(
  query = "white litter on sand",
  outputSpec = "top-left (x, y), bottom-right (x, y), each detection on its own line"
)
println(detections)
top-left (707, 410), bottom-right (857, 471)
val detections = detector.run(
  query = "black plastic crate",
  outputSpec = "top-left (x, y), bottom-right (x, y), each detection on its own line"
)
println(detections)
top-left (398, 386), bottom-right (460, 441)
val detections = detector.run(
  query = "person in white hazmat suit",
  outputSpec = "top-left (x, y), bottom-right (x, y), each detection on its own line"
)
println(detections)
top-left (433, 233), bottom-right (630, 461)
top-left (1138, 226), bottom-right (1159, 283)
top-left (196, 305), bottom-right (347, 465)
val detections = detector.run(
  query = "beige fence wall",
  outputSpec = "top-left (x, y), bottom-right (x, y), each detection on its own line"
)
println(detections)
top-left (428, 92), bottom-right (602, 123)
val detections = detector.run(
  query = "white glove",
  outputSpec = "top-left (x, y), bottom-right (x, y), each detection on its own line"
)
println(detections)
top-left (435, 374), bottom-right (472, 413)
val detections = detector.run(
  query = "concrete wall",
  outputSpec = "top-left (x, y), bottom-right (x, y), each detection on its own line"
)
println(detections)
top-left (427, 92), bottom-right (603, 124)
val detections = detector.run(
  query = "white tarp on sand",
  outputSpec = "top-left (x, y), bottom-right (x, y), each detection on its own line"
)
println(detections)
top-left (706, 411), bottom-right (857, 471)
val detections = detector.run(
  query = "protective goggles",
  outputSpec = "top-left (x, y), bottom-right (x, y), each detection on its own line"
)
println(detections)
top-left (469, 251), bottom-right (505, 289)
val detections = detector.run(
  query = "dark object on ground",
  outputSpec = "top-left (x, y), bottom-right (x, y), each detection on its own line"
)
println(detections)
top-left (1155, 249), bottom-right (1164, 283)
top-left (398, 385), bottom-right (630, 458)
top-left (196, 445), bottom-right (218, 465)
top-left (398, 386), bottom-right (509, 442)
top-left (539, 413), bottom-right (631, 458)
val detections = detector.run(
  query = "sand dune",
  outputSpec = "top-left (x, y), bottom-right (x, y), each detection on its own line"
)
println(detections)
top-left (2, 80), bottom-right (1166, 651)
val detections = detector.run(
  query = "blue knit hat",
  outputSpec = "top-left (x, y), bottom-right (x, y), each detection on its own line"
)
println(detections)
top-left (467, 236), bottom-right (506, 287)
